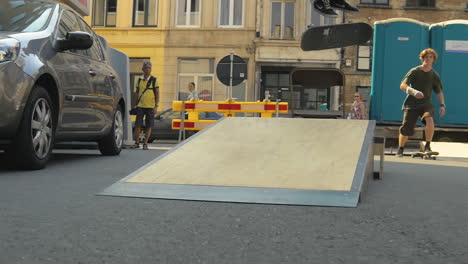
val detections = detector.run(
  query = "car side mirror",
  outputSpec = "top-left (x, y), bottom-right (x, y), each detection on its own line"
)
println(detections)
top-left (55, 31), bottom-right (93, 52)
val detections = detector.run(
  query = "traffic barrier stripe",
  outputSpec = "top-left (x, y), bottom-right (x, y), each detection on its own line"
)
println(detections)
top-left (172, 119), bottom-right (216, 130)
top-left (173, 100), bottom-right (288, 113)
top-left (173, 121), bottom-right (194, 128)
top-left (264, 104), bottom-right (288, 111)
top-left (219, 104), bottom-right (241, 110)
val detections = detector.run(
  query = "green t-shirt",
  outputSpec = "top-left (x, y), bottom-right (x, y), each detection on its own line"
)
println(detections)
top-left (401, 66), bottom-right (443, 110)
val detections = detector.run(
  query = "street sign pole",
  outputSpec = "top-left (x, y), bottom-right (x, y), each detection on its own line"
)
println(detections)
top-left (229, 53), bottom-right (233, 100)
top-left (216, 53), bottom-right (247, 101)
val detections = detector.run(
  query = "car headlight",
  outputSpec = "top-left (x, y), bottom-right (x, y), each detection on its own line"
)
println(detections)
top-left (0, 38), bottom-right (20, 63)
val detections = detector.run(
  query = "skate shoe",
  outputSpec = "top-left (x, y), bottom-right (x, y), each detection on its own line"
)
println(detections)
top-left (313, 0), bottom-right (338, 17)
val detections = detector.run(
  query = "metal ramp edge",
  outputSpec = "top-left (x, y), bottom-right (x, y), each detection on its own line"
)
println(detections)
top-left (98, 119), bottom-right (376, 207)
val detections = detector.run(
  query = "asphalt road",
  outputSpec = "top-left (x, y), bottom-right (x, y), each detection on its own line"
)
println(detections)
top-left (0, 145), bottom-right (467, 264)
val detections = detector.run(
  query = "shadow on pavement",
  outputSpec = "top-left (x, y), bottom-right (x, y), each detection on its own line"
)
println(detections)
top-left (0, 150), bottom-right (102, 172)
top-left (0, 145), bottom-right (169, 172)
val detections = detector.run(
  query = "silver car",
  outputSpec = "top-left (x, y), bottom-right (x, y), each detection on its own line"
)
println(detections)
top-left (0, 0), bottom-right (126, 169)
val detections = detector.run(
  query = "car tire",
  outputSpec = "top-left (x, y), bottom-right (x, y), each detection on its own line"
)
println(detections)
top-left (5, 86), bottom-right (55, 170)
top-left (98, 105), bottom-right (123, 156)
top-left (186, 131), bottom-right (196, 138)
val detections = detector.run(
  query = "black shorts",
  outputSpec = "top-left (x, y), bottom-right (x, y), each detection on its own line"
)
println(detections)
top-left (399, 105), bottom-right (434, 136)
top-left (135, 107), bottom-right (155, 128)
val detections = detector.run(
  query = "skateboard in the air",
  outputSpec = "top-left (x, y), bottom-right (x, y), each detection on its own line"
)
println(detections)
top-left (301, 22), bottom-right (373, 51)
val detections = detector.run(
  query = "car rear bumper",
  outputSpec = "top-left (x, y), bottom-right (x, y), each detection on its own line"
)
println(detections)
top-left (0, 62), bottom-right (34, 139)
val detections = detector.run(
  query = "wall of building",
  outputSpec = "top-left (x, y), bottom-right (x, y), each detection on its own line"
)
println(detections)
top-left (84, 0), bottom-right (257, 110)
top-left (255, 0), bottom-right (344, 116)
top-left (83, 0), bottom-right (467, 117)
top-left (255, 0), bottom-right (341, 65)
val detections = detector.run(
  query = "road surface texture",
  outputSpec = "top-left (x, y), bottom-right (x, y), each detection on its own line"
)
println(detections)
top-left (0, 144), bottom-right (467, 264)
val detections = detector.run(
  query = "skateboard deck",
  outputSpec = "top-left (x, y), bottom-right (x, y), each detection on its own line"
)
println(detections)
top-left (411, 151), bottom-right (439, 160)
top-left (301, 22), bottom-right (373, 51)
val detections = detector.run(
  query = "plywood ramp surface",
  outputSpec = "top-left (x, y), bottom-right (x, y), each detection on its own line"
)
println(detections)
top-left (127, 118), bottom-right (369, 191)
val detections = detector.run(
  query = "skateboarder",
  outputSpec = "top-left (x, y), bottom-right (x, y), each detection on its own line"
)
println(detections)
top-left (397, 48), bottom-right (446, 157)
top-left (313, 0), bottom-right (359, 17)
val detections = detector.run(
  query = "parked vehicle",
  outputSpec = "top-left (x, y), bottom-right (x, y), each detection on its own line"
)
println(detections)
top-left (133, 108), bottom-right (222, 142)
top-left (0, 0), bottom-right (126, 169)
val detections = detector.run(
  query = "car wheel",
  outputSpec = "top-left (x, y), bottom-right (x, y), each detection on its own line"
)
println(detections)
top-left (98, 105), bottom-right (123, 156)
top-left (5, 86), bottom-right (55, 170)
top-left (186, 131), bottom-right (196, 138)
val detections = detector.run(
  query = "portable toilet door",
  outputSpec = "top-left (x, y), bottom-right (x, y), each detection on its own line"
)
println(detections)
top-left (430, 20), bottom-right (468, 126)
top-left (371, 18), bottom-right (430, 122)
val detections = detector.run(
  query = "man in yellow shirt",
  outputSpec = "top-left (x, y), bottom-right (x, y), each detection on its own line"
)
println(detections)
top-left (133, 61), bottom-right (159, 150)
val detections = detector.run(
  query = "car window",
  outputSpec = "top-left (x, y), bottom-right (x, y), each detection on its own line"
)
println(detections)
top-left (200, 112), bottom-right (221, 120)
top-left (56, 10), bottom-right (86, 56)
top-left (161, 110), bottom-right (181, 120)
top-left (77, 19), bottom-right (105, 62)
top-left (0, 1), bottom-right (55, 32)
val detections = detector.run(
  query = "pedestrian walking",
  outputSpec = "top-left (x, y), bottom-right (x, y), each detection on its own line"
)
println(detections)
top-left (350, 92), bottom-right (366, 120)
top-left (133, 61), bottom-right (160, 150)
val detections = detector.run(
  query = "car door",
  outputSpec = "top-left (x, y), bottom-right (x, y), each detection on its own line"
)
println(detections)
top-left (154, 110), bottom-right (181, 139)
top-left (51, 10), bottom-right (98, 131)
top-left (77, 19), bottom-right (116, 131)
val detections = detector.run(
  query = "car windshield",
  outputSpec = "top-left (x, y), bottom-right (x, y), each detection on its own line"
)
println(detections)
top-left (161, 110), bottom-right (181, 120)
top-left (0, 1), bottom-right (55, 32)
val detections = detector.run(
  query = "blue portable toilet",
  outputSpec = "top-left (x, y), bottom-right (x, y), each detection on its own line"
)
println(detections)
top-left (430, 20), bottom-right (468, 126)
top-left (371, 18), bottom-right (430, 122)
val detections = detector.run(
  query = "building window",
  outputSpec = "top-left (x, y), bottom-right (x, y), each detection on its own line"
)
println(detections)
top-left (270, 1), bottom-right (295, 40)
top-left (308, 0), bottom-right (337, 28)
top-left (177, 58), bottom-right (214, 101)
top-left (133, 0), bottom-right (158, 26)
top-left (92, 0), bottom-right (117, 27)
top-left (291, 86), bottom-right (330, 111)
top-left (176, 0), bottom-right (201, 27)
top-left (356, 86), bottom-right (370, 115)
top-left (262, 71), bottom-right (290, 103)
top-left (406, 0), bottom-right (435, 7)
top-left (360, 0), bottom-right (389, 5)
top-left (357, 44), bottom-right (372, 71)
top-left (219, 0), bottom-right (243, 27)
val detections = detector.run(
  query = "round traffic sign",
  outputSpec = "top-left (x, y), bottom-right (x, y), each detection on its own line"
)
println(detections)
top-left (216, 54), bottom-right (247, 86)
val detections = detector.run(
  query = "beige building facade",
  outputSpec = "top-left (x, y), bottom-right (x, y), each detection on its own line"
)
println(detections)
top-left (84, 0), bottom-right (346, 116)
top-left (255, 0), bottom-right (344, 117)
top-left (84, 0), bottom-right (257, 111)
top-left (84, 0), bottom-right (467, 118)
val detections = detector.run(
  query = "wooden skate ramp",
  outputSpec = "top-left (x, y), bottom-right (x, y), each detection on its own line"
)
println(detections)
top-left (100, 118), bottom-right (375, 207)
